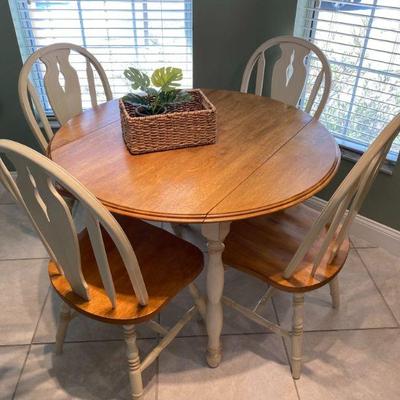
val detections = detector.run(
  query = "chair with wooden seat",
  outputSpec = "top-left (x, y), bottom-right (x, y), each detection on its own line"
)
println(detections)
top-left (241, 35), bottom-right (332, 119)
top-left (19, 43), bottom-right (113, 152)
top-left (0, 139), bottom-right (205, 399)
top-left (221, 114), bottom-right (400, 379)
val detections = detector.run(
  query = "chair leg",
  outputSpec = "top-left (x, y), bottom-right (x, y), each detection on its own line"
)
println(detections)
top-left (253, 286), bottom-right (275, 314)
top-left (329, 276), bottom-right (340, 309)
top-left (123, 325), bottom-right (144, 400)
top-left (291, 293), bottom-right (305, 380)
top-left (188, 283), bottom-right (207, 322)
top-left (55, 302), bottom-right (75, 355)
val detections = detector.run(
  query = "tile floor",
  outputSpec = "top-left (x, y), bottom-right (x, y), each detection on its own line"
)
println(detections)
top-left (1, 182), bottom-right (400, 399)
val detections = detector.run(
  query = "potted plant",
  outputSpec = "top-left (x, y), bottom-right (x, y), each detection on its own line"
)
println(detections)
top-left (119, 66), bottom-right (217, 155)
top-left (122, 67), bottom-right (192, 116)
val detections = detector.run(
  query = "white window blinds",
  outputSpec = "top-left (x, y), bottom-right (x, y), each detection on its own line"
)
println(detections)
top-left (296, 0), bottom-right (400, 159)
top-left (10, 0), bottom-right (193, 113)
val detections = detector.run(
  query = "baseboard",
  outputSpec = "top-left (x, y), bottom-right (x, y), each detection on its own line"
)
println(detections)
top-left (305, 197), bottom-right (400, 257)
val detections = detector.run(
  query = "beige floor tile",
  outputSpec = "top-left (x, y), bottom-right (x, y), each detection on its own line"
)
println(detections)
top-left (160, 267), bottom-right (277, 336)
top-left (33, 290), bottom-right (156, 344)
top-left (293, 329), bottom-right (400, 400)
top-left (0, 205), bottom-right (47, 260)
top-left (0, 259), bottom-right (49, 345)
top-left (350, 235), bottom-right (378, 249)
top-left (274, 250), bottom-right (397, 331)
top-left (14, 341), bottom-right (157, 400)
top-left (158, 334), bottom-right (298, 400)
top-left (0, 346), bottom-right (29, 400)
top-left (357, 247), bottom-right (400, 324)
top-left (0, 181), bottom-right (15, 204)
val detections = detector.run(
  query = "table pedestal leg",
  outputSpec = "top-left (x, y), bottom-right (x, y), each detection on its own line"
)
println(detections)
top-left (201, 222), bottom-right (231, 368)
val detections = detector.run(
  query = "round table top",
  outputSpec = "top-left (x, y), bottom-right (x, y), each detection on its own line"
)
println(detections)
top-left (49, 89), bottom-right (340, 223)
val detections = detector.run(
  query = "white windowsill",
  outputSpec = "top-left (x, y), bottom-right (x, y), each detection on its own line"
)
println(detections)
top-left (338, 139), bottom-right (396, 176)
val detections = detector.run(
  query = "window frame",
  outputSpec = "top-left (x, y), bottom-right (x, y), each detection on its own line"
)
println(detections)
top-left (9, 0), bottom-right (193, 116)
top-left (295, 0), bottom-right (400, 166)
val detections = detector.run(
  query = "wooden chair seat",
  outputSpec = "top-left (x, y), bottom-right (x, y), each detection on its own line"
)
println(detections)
top-left (49, 216), bottom-right (204, 324)
top-left (223, 204), bottom-right (350, 292)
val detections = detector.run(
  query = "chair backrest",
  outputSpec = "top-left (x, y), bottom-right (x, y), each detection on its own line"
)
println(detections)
top-left (284, 114), bottom-right (400, 279)
top-left (0, 139), bottom-right (148, 308)
top-left (241, 35), bottom-right (331, 119)
top-left (19, 43), bottom-right (113, 152)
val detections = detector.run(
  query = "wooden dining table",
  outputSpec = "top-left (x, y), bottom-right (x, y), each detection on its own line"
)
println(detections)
top-left (49, 88), bottom-right (340, 368)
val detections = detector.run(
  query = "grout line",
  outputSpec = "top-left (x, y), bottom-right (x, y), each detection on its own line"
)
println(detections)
top-left (301, 326), bottom-right (400, 334)
top-left (352, 245), bottom-right (379, 249)
top-left (155, 357), bottom-right (160, 400)
top-left (24, 332), bottom-right (274, 346)
top-left (2, 325), bottom-right (399, 349)
top-left (354, 247), bottom-right (400, 327)
top-left (11, 286), bottom-right (51, 400)
top-left (272, 297), bottom-right (301, 400)
top-left (29, 335), bottom-right (158, 345)
top-left (350, 234), bottom-right (378, 249)
top-left (293, 379), bottom-right (302, 400)
top-left (272, 297), bottom-right (293, 370)
top-left (29, 287), bottom-right (51, 344)
top-left (155, 321), bottom-right (161, 400)
top-left (350, 234), bottom-right (380, 250)
top-left (0, 257), bottom-right (49, 263)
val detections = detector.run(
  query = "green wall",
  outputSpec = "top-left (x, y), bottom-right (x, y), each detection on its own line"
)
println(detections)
top-left (193, 0), bottom-right (297, 90)
top-left (318, 158), bottom-right (400, 230)
top-left (1, 0), bottom-right (399, 229)
top-left (0, 1), bottom-right (40, 151)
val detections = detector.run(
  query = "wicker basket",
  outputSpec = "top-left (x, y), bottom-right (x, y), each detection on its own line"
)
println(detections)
top-left (119, 89), bottom-right (217, 155)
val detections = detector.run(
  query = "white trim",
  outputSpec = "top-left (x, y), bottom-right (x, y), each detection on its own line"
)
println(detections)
top-left (306, 197), bottom-right (400, 257)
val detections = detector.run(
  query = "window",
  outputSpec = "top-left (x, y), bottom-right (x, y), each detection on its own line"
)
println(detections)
top-left (9, 0), bottom-right (192, 113)
top-left (295, 0), bottom-right (400, 160)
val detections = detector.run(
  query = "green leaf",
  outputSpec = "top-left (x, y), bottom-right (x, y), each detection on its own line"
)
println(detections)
top-left (122, 93), bottom-right (148, 106)
top-left (175, 90), bottom-right (193, 104)
top-left (157, 90), bottom-right (177, 105)
top-left (151, 67), bottom-right (183, 91)
top-left (144, 87), bottom-right (158, 97)
top-left (123, 67), bottom-right (150, 90)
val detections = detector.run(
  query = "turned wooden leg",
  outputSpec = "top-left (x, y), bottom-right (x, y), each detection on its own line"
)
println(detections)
top-left (291, 293), bottom-right (305, 379)
top-left (329, 276), bottom-right (340, 309)
top-left (201, 222), bottom-right (231, 368)
top-left (55, 302), bottom-right (75, 355)
top-left (123, 325), bottom-right (144, 400)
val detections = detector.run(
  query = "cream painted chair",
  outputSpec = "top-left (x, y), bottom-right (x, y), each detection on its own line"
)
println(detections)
top-left (18, 43), bottom-right (112, 152)
top-left (0, 139), bottom-right (206, 399)
top-left (241, 35), bottom-right (332, 119)
top-left (221, 114), bottom-right (400, 379)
